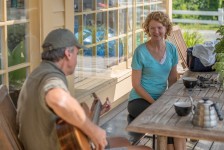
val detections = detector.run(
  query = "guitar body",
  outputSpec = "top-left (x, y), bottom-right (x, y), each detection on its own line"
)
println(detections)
top-left (56, 120), bottom-right (91, 150)
top-left (56, 93), bottom-right (102, 150)
top-left (74, 128), bottom-right (92, 150)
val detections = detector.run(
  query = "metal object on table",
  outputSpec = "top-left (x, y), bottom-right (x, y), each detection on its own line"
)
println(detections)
top-left (192, 97), bottom-right (218, 128)
top-left (197, 75), bottom-right (223, 90)
top-left (214, 102), bottom-right (223, 121)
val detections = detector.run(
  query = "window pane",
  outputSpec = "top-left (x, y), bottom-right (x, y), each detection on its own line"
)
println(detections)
top-left (0, 28), bottom-right (2, 69)
top-left (109, 11), bottom-right (117, 38)
top-left (74, 0), bottom-right (81, 12)
top-left (96, 43), bottom-right (106, 57)
top-left (137, 0), bottom-right (143, 4)
top-left (136, 7), bottom-right (143, 29)
top-left (150, 4), bottom-right (157, 11)
top-left (118, 38), bottom-right (124, 60)
top-left (83, 0), bottom-right (94, 11)
top-left (119, 9), bottom-right (127, 35)
top-left (0, 74), bottom-right (2, 84)
top-left (9, 67), bottom-right (27, 91)
top-left (9, 67), bottom-right (27, 106)
top-left (119, 0), bottom-right (127, 6)
top-left (97, 0), bottom-right (107, 9)
top-left (0, 0), bottom-right (2, 21)
top-left (127, 0), bottom-right (132, 5)
top-left (149, 1), bottom-right (165, 11)
top-left (74, 15), bottom-right (82, 44)
top-left (144, 34), bottom-right (148, 42)
top-left (109, 0), bottom-right (117, 8)
top-left (97, 12), bottom-right (106, 42)
top-left (74, 15), bottom-right (81, 34)
top-left (96, 56), bottom-right (107, 70)
top-left (77, 46), bottom-right (95, 68)
top-left (83, 14), bottom-right (94, 45)
top-left (83, 47), bottom-right (94, 56)
top-left (127, 7), bottom-right (132, 32)
top-left (144, 5), bottom-right (151, 20)
top-left (108, 40), bottom-right (116, 57)
top-left (7, 0), bottom-right (26, 20)
top-left (128, 35), bottom-right (132, 58)
top-left (8, 24), bottom-right (27, 67)
top-left (119, 37), bottom-right (126, 62)
top-left (136, 32), bottom-right (142, 47)
top-left (108, 40), bottom-right (117, 67)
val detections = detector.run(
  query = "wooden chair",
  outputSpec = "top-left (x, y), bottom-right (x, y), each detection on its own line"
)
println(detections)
top-left (167, 25), bottom-right (189, 78)
top-left (0, 84), bottom-right (23, 150)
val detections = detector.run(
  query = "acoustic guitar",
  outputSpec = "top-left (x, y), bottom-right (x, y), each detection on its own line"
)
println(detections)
top-left (56, 93), bottom-right (102, 150)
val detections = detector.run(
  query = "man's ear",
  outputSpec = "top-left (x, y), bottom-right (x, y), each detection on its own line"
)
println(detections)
top-left (64, 48), bottom-right (71, 59)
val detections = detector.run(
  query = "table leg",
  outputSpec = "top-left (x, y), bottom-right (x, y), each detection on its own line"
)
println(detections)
top-left (157, 135), bottom-right (167, 150)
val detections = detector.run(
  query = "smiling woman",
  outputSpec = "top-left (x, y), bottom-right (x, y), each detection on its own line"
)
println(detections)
top-left (127, 11), bottom-right (187, 150)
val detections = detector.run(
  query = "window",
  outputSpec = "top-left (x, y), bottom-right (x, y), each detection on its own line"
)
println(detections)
top-left (0, 0), bottom-right (28, 95)
top-left (74, 0), bottom-right (166, 77)
top-left (8, 24), bottom-right (27, 67)
top-left (0, 1), bottom-right (2, 21)
top-left (0, 27), bottom-right (2, 69)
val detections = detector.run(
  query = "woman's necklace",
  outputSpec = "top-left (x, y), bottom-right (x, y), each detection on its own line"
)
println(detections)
top-left (147, 40), bottom-right (166, 62)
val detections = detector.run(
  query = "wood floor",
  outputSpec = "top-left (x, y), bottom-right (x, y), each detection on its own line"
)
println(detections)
top-left (100, 100), bottom-right (224, 150)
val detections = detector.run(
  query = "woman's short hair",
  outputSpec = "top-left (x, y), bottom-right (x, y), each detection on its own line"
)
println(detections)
top-left (41, 46), bottom-right (74, 62)
top-left (142, 11), bottom-right (172, 39)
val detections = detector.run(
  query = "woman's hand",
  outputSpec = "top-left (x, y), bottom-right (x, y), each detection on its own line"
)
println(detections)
top-left (132, 69), bottom-right (155, 104)
top-left (168, 65), bottom-right (178, 87)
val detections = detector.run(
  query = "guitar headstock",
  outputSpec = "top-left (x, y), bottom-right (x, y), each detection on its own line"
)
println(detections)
top-left (92, 92), bottom-right (99, 100)
top-left (91, 93), bottom-right (101, 110)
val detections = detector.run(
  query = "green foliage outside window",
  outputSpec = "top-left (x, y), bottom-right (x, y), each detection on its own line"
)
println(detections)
top-left (213, 25), bottom-right (224, 84)
top-left (7, 24), bottom-right (26, 90)
top-left (8, 40), bottom-right (26, 90)
top-left (183, 30), bottom-right (204, 47)
top-left (7, 24), bottom-right (25, 52)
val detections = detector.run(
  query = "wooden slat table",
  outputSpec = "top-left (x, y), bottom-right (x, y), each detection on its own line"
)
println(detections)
top-left (126, 71), bottom-right (224, 150)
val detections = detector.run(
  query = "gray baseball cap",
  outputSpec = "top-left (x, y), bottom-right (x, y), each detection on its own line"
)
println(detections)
top-left (42, 28), bottom-right (86, 51)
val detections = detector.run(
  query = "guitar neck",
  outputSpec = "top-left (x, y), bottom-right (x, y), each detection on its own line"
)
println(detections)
top-left (92, 93), bottom-right (102, 125)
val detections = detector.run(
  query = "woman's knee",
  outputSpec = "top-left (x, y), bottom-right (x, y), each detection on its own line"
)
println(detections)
top-left (128, 99), bottom-right (151, 118)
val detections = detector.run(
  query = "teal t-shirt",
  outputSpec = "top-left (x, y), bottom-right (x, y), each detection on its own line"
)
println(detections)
top-left (129, 41), bottom-right (178, 101)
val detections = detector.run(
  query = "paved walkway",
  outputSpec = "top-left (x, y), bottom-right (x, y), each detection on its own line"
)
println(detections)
top-left (198, 30), bottom-right (221, 41)
top-left (183, 29), bottom-right (220, 41)
top-left (100, 100), bottom-right (144, 144)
